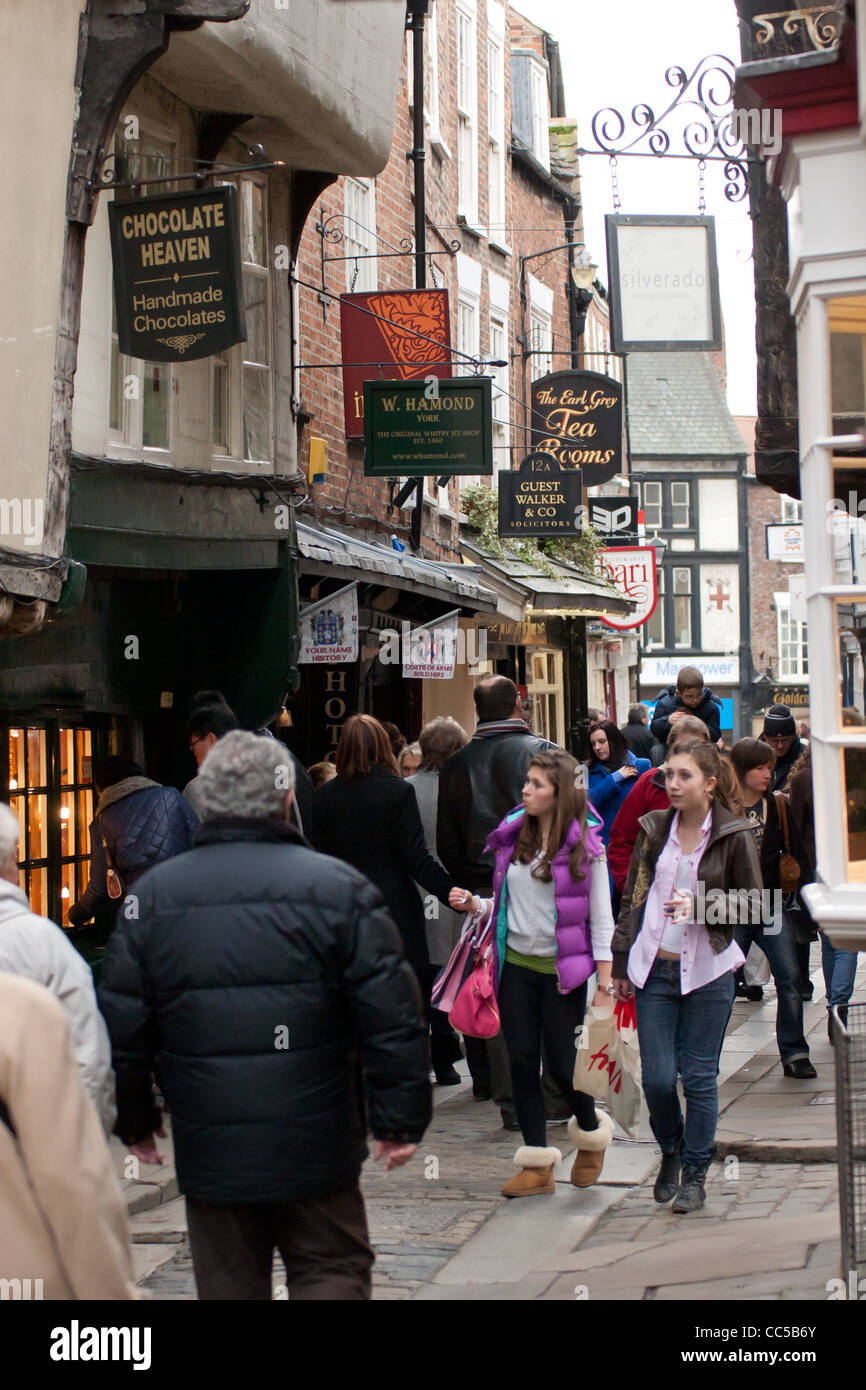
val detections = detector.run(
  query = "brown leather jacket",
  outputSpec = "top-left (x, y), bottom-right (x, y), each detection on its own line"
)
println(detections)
top-left (612, 802), bottom-right (763, 979)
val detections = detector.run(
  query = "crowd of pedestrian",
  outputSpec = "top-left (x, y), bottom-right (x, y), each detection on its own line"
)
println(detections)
top-left (0, 669), bottom-right (857, 1299)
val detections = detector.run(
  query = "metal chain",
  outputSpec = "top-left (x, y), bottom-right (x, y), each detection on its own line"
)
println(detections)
top-left (609, 155), bottom-right (621, 214)
top-left (429, 255), bottom-right (439, 288)
top-left (350, 259), bottom-right (360, 293)
top-left (698, 158), bottom-right (707, 216)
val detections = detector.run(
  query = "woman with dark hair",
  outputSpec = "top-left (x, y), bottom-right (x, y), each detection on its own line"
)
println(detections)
top-left (406, 717), bottom-right (469, 1084)
top-left (451, 749), bottom-right (615, 1198)
top-left (69, 756), bottom-right (198, 929)
top-left (586, 718), bottom-right (650, 915)
top-left (612, 741), bottom-right (761, 1214)
top-left (312, 714), bottom-right (457, 989)
top-left (729, 738), bottom-right (816, 1076)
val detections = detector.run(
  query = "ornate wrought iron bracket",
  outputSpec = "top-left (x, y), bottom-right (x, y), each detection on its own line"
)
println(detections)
top-left (753, 6), bottom-right (845, 54)
top-left (315, 211), bottom-right (459, 318)
top-left (88, 146), bottom-right (283, 196)
top-left (577, 54), bottom-right (755, 204)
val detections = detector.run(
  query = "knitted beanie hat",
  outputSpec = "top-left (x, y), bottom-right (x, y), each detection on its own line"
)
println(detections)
top-left (763, 704), bottom-right (796, 737)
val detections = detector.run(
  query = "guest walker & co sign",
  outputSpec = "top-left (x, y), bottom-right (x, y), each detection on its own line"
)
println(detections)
top-left (498, 454), bottom-right (584, 538)
top-left (109, 185), bottom-right (246, 362)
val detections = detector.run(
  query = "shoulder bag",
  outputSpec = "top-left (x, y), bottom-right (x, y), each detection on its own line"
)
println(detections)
top-left (774, 793), bottom-right (801, 895)
top-left (100, 821), bottom-right (124, 900)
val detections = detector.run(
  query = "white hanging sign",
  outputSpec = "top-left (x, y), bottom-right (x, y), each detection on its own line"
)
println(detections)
top-left (402, 610), bottom-right (459, 680)
top-left (299, 582), bottom-right (359, 664)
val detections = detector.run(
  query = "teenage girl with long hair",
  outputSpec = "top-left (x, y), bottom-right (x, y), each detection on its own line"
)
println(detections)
top-left (612, 741), bottom-right (762, 1214)
top-left (450, 749), bottom-right (615, 1199)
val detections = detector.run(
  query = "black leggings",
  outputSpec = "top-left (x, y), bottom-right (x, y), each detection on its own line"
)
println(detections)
top-left (498, 962), bottom-right (598, 1147)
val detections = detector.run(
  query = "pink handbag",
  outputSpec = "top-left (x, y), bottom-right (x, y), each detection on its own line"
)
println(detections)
top-left (449, 942), bottom-right (500, 1039)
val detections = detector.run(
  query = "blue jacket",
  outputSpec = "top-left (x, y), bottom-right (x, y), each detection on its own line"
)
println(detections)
top-left (650, 685), bottom-right (723, 744)
top-left (69, 777), bottom-right (198, 925)
top-left (586, 750), bottom-right (651, 844)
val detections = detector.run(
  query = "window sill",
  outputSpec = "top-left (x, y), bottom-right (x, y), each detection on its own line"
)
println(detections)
top-left (430, 132), bottom-right (452, 160)
top-left (488, 238), bottom-right (512, 257)
top-left (456, 215), bottom-right (486, 240)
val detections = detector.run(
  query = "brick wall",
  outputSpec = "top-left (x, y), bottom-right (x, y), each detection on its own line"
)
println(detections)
top-left (293, 0), bottom-right (577, 561)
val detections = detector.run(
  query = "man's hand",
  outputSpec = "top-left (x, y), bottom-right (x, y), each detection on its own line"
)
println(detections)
top-left (372, 1140), bottom-right (417, 1171)
top-left (611, 977), bottom-right (634, 1001)
top-left (128, 1123), bottom-right (166, 1166)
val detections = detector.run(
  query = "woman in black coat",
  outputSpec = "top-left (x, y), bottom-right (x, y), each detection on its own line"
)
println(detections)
top-left (312, 715), bottom-right (457, 985)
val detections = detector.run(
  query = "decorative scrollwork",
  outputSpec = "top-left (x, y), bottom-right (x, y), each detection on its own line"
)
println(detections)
top-left (754, 7), bottom-right (844, 54)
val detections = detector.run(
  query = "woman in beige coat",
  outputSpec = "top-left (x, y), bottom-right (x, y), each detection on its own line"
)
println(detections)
top-left (0, 972), bottom-right (137, 1300)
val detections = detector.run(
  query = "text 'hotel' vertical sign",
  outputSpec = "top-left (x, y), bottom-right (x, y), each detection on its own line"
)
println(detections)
top-left (109, 186), bottom-right (246, 362)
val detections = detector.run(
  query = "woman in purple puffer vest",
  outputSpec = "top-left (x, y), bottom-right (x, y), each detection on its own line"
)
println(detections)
top-left (449, 749), bottom-right (615, 1200)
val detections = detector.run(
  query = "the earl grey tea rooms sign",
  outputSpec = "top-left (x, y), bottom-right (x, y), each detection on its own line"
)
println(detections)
top-left (109, 185), bottom-right (246, 362)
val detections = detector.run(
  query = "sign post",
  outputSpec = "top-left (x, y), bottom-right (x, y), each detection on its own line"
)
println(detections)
top-left (108, 186), bottom-right (246, 362)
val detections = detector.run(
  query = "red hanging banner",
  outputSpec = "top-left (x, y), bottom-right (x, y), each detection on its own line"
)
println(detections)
top-left (339, 288), bottom-right (452, 438)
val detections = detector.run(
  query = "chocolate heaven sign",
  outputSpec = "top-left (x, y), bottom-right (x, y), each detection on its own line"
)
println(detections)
top-left (109, 185), bottom-right (246, 362)
top-left (531, 370), bottom-right (623, 486)
top-left (498, 454), bottom-right (583, 538)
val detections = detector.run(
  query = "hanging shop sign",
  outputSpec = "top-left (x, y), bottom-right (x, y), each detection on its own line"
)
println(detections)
top-left (298, 582), bottom-right (359, 664)
top-left (605, 215), bottom-right (722, 352)
top-left (340, 289), bottom-right (452, 438)
top-left (588, 496), bottom-right (639, 539)
top-left (766, 523), bottom-right (805, 562)
top-left (498, 454), bottom-right (584, 538)
top-left (402, 610), bottom-right (459, 680)
top-left (531, 371), bottom-right (623, 485)
top-left (363, 376), bottom-right (492, 477)
top-left (595, 545), bottom-right (658, 630)
top-left (108, 186), bottom-right (246, 363)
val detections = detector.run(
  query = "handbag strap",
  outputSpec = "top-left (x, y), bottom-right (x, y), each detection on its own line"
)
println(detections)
top-left (774, 792), bottom-right (792, 857)
top-left (99, 816), bottom-right (120, 878)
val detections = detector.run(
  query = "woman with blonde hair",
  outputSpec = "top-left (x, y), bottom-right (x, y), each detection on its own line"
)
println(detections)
top-left (451, 748), bottom-right (616, 1198)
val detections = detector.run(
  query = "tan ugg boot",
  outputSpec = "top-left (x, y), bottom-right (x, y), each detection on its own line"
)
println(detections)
top-left (501, 1145), bottom-right (562, 1198)
top-left (568, 1111), bottom-right (614, 1188)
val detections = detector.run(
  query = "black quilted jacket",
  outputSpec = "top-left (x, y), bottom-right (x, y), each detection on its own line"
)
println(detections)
top-left (98, 818), bottom-right (431, 1204)
top-left (69, 778), bottom-right (198, 926)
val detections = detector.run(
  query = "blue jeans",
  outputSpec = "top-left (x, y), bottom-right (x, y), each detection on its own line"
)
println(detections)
top-left (821, 932), bottom-right (859, 1009)
top-left (734, 914), bottom-right (809, 1063)
top-left (635, 960), bottom-right (735, 1171)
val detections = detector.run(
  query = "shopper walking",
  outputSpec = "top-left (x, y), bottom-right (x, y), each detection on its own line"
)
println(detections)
top-left (437, 675), bottom-right (559, 1128)
top-left (585, 719), bottom-right (651, 846)
top-left (99, 731), bottom-right (430, 1301)
top-left (0, 804), bottom-right (115, 1133)
top-left (612, 741), bottom-right (760, 1213)
top-left (0, 972), bottom-right (137, 1300)
top-left (312, 714), bottom-right (456, 987)
top-left (789, 741), bottom-right (861, 1042)
top-left (450, 749), bottom-right (615, 1197)
top-left (620, 704), bottom-right (655, 760)
top-left (69, 756), bottom-right (197, 929)
top-left (728, 738), bottom-right (817, 1077)
top-left (406, 717), bottom-right (470, 1085)
top-left (759, 704), bottom-right (806, 793)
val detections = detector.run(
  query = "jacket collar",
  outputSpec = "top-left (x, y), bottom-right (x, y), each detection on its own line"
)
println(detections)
top-left (193, 817), bottom-right (310, 849)
top-left (0, 877), bottom-right (32, 922)
top-left (637, 800), bottom-right (749, 848)
top-left (96, 776), bottom-right (161, 816)
top-left (472, 719), bottom-right (531, 740)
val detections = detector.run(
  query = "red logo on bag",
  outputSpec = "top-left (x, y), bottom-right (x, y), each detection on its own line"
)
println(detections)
top-left (589, 1044), bottom-right (623, 1094)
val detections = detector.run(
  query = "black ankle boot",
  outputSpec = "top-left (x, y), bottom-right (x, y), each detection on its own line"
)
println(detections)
top-left (672, 1166), bottom-right (708, 1213)
top-left (653, 1149), bottom-right (682, 1204)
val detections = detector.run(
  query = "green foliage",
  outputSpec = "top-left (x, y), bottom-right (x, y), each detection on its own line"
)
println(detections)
top-left (460, 482), bottom-right (603, 579)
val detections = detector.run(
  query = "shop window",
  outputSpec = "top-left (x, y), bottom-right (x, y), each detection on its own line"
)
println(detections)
top-left (673, 567), bottom-right (692, 648)
top-left (671, 481), bottom-right (690, 529)
top-left (489, 312), bottom-right (509, 474)
top-left (343, 178), bottom-right (378, 293)
top-left (526, 650), bottom-right (565, 746)
top-left (829, 296), bottom-right (866, 435)
top-left (4, 723), bottom-right (96, 927)
top-left (108, 131), bottom-right (174, 455)
top-left (645, 565), bottom-right (665, 648)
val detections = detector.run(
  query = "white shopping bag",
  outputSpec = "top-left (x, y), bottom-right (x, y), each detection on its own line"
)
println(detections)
top-left (574, 997), bottom-right (643, 1138)
top-left (743, 942), bottom-right (771, 987)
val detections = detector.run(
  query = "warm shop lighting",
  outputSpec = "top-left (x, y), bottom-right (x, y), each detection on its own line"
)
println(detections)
top-left (8, 780), bottom-right (16, 790)
top-left (60, 886), bottom-right (70, 899)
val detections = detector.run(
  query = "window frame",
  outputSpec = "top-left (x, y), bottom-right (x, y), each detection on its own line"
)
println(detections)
top-left (670, 480), bottom-right (691, 529)
top-left (672, 565), bottom-right (694, 650)
top-left (342, 176), bottom-right (378, 294)
top-left (489, 309), bottom-right (510, 475)
top-left (775, 593), bottom-right (809, 681)
top-left (455, 0), bottom-right (479, 225)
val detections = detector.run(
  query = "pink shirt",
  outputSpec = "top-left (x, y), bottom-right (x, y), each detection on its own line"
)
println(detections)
top-left (627, 808), bottom-right (745, 994)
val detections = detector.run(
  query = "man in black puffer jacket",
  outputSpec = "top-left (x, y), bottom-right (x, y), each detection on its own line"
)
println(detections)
top-left (99, 731), bottom-right (430, 1301)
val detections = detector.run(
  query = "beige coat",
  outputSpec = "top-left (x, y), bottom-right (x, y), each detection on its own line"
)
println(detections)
top-left (0, 972), bottom-right (137, 1300)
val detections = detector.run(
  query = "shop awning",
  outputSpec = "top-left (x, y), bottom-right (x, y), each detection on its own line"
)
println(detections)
top-left (460, 538), bottom-right (634, 619)
top-left (296, 520), bottom-right (499, 615)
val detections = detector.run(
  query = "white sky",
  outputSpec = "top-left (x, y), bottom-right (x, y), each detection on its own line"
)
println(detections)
top-left (514, 0), bottom-right (757, 416)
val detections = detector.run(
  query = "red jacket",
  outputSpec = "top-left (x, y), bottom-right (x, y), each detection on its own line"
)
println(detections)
top-left (607, 767), bottom-right (669, 892)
